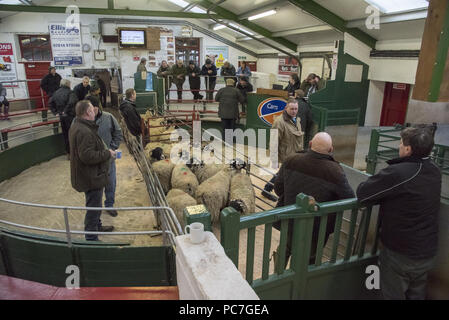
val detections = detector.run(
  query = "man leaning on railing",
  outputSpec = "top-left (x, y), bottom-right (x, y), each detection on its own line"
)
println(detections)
top-left (273, 132), bottom-right (355, 267)
top-left (357, 126), bottom-right (442, 300)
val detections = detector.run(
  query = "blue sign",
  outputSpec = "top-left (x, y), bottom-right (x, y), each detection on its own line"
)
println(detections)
top-left (257, 97), bottom-right (287, 126)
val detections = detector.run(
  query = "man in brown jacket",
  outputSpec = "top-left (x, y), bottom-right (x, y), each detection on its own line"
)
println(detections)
top-left (263, 98), bottom-right (304, 201)
top-left (69, 100), bottom-right (116, 241)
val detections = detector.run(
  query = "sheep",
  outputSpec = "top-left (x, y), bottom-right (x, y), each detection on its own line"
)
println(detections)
top-left (171, 164), bottom-right (199, 197)
top-left (187, 158), bottom-right (225, 184)
top-left (166, 189), bottom-right (197, 228)
top-left (195, 168), bottom-right (232, 224)
top-left (145, 142), bottom-right (174, 161)
top-left (152, 159), bottom-right (175, 194)
top-left (228, 172), bottom-right (255, 215)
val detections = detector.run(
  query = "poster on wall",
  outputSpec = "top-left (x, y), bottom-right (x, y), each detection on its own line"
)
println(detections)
top-left (205, 46), bottom-right (228, 69)
top-left (148, 28), bottom-right (174, 68)
top-left (278, 56), bottom-right (299, 77)
top-left (0, 43), bottom-right (18, 87)
top-left (49, 22), bottom-right (83, 66)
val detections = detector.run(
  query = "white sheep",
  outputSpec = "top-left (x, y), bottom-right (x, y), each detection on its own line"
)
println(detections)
top-left (228, 172), bottom-right (256, 215)
top-left (152, 159), bottom-right (175, 194)
top-left (195, 167), bottom-right (232, 224)
top-left (171, 164), bottom-right (199, 197)
top-left (166, 189), bottom-right (197, 228)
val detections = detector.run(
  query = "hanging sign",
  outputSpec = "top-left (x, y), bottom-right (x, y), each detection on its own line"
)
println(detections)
top-left (49, 22), bottom-right (83, 66)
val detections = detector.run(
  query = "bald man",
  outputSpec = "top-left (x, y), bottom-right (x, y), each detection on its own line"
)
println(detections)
top-left (273, 132), bottom-right (355, 267)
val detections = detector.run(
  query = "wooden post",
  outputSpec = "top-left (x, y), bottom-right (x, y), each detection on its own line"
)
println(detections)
top-left (413, 0), bottom-right (449, 102)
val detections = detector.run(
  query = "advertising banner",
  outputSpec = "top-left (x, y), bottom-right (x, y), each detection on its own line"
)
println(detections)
top-left (278, 56), bottom-right (299, 76)
top-left (49, 22), bottom-right (83, 66)
top-left (0, 43), bottom-right (18, 86)
top-left (205, 46), bottom-right (228, 69)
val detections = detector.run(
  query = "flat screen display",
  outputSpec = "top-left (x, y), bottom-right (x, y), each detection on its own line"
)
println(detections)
top-left (120, 30), bottom-right (146, 46)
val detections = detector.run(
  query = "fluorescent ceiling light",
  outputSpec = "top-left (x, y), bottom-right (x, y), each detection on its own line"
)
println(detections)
top-left (213, 24), bottom-right (227, 31)
top-left (229, 23), bottom-right (254, 36)
top-left (248, 9), bottom-right (277, 21)
top-left (168, 0), bottom-right (190, 8)
top-left (364, 0), bottom-right (428, 14)
top-left (1, 0), bottom-right (24, 4)
top-left (189, 7), bottom-right (207, 14)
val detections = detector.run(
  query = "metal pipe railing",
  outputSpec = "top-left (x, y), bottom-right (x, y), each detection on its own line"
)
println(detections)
top-left (0, 197), bottom-right (177, 247)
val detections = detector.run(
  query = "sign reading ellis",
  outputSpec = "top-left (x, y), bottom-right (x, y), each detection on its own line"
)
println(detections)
top-left (257, 98), bottom-right (287, 126)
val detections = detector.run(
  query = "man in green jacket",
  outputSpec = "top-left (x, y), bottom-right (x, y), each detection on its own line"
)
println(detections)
top-left (215, 78), bottom-right (244, 140)
top-left (69, 100), bottom-right (116, 241)
top-left (171, 59), bottom-right (187, 102)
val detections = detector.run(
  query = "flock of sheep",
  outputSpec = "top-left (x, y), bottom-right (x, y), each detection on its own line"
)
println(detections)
top-left (142, 113), bottom-right (256, 228)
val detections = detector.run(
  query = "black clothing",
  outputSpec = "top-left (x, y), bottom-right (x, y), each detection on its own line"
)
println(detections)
top-left (284, 81), bottom-right (300, 97)
top-left (40, 72), bottom-right (62, 97)
top-left (74, 83), bottom-right (91, 101)
top-left (201, 64), bottom-right (217, 100)
top-left (188, 65), bottom-right (203, 100)
top-left (357, 155), bottom-right (441, 259)
top-left (296, 97), bottom-right (314, 147)
top-left (119, 99), bottom-right (142, 137)
top-left (274, 150), bottom-right (355, 265)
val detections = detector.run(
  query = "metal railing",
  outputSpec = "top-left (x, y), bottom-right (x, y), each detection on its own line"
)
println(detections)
top-left (220, 193), bottom-right (379, 299)
top-left (1, 79), bottom-right (48, 110)
top-left (0, 197), bottom-right (176, 247)
top-left (164, 74), bottom-right (259, 103)
top-left (0, 116), bottom-right (60, 150)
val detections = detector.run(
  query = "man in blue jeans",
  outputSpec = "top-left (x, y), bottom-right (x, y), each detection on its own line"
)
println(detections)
top-left (94, 104), bottom-right (122, 217)
top-left (69, 100), bottom-right (116, 241)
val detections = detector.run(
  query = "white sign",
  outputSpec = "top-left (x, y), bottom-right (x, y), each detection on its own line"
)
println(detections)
top-left (0, 43), bottom-right (18, 86)
top-left (344, 64), bottom-right (363, 82)
top-left (49, 22), bottom-right (83, 66)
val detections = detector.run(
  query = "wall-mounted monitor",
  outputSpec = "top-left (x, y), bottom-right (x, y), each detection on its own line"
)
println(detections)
top-left (119, 29), bottom-right (146, 48)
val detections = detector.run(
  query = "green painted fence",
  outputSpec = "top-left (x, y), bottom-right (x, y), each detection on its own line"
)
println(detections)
top-left (220, 193), bottom-right (382, 300)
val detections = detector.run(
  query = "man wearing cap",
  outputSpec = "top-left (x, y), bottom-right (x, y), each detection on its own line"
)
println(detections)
top-left (187, 60), bottom-right (203, 102)
top-left (201, 59), bottom-right (217, 101)
top-left (157, 60), bottom-right (171, 101)
top-left (137, 57), bottom-right (148, 73)
top-left (171, 59), bottom-right (187, 102)
top-left (220, 60), bottom-right (237, 86)
top-left (40, 66), bottom-right (62, 98)
top-left (215, 78), bottom-right (244, 140)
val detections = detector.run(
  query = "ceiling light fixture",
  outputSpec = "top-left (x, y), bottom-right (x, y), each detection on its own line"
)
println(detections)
top-left (248, 9), bottom-right (277, 21)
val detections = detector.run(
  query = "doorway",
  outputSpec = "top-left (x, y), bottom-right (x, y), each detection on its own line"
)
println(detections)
top-left (18, 34), bottom-right (52, 108)
top-left (380, 82), bottom-right (410, 126)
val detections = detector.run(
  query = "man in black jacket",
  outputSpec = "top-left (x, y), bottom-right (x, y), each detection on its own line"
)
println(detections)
top-left (294, 89), bottom-right (314, 148)
top-left (274, 132), bottom-right (355, 267)
top-left (236, 77), bottom-right (253, 113)
top-left (40, 66), bottom-right (61, 98)
top-left (201, 59), bottom-right (217, 101)
top-left (49, 79), bottom-right (78, 156)
top-left (357, 127), bottom-right (441, 300)
top-left (73, 76), bottom-right (91, 101)
top-left (69, 100), bottom-right (116, 241)
top-left (187, 60), bottom-right (203, 102)
top-left (119, 88), bottom-right (142, 138)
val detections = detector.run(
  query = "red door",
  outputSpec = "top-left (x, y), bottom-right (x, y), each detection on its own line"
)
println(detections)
top-left (380, 82), bottom-right (410, 126)
top-left (23, 62), bottom-right (50, 108)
